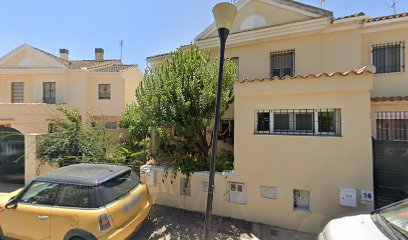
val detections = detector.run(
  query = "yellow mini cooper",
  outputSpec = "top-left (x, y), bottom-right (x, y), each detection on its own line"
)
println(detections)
top-left (0, 164), bottom-right (152, 240)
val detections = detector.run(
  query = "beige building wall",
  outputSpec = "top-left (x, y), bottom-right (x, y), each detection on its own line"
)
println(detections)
top-left (143, 0), bottom-right (408, 233)
top-left (143, 73), bottom-right (375, 234)
top-left (0, 45), bottom-right (143, 183)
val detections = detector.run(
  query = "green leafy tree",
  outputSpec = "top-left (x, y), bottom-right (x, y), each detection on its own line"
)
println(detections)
top-left (37, 105), bottom-right (110, 166)
top-left (122, 45), bottom-right (237, 174)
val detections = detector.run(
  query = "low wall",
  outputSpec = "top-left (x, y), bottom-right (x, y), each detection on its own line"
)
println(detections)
top-left (141, 166), bottom-right (237, 214)
top-left (141, 164), bottom-right (374, 234)
top-left (25, 134), bottom-right (57, 185)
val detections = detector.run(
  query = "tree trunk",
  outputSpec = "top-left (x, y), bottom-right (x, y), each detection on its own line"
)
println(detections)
top-left (196, 129), bottom-right (210, 158)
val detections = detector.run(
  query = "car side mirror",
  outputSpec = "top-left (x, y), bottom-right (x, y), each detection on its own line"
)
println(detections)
top-left (5, 198), bottom-right (18, 209)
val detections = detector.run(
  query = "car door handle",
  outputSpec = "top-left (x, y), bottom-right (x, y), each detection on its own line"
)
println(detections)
top-left (38, 216), bottom-right (49, 220)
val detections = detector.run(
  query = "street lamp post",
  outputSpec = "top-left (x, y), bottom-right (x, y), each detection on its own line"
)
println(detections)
top-left (203, 2), bottom-right (237, 240)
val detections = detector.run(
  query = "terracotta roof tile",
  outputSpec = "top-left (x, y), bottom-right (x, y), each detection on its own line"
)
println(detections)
top-left (335, 12), bottom-right (366, 21)
top-left (89, 64), bottom-right (138, 72)
top-left (33, 47), bottom-right (136, 72)
top-left (68, 60), bottom-right (121, 70)
top-left (33, 47), bottom-right (69, 66)
top-left (236, 66), bottom-right (375, 83)
top-left (146, 44), bottom-right (193, 60)
top-left (367, 12), bottom-right (408, 22)
top-left (371, 96), bottom-right (408, 102)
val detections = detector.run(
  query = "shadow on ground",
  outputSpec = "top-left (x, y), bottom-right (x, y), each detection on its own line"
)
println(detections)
top-left (133, 205), bottom-right (253, 240)
top-left (132, 205), bottom-right (316, 240)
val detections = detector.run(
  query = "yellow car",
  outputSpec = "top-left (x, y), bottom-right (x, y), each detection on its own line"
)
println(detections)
top-left (0, 164), bottom-right (152, 240)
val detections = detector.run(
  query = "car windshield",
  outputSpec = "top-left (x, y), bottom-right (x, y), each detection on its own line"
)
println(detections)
top-left (99, 170), bottom-right (139, 204)
top-left (380, 199), bottom-right (408, 236)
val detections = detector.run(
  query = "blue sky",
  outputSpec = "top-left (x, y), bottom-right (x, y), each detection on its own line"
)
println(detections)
top-left (0, 0), bottom-right (407, 70)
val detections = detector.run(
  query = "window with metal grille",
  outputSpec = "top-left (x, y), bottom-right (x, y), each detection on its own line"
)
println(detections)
top-left (270, 49), bottom-right (295, 78)
top-left (11, 82), bottom-right (24, 103)
top-left (372, 42), bottom-right (405, 74)
top-left (376, 112), bottom-right (408, 140)
top-left (98, 84), bottom-right (111, 99)
top-left (254, 109), bottom-right (342, 136)
top-left (43, 82), bottom-right (56, 104)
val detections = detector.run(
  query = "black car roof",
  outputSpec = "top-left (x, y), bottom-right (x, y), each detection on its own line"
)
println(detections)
top-left (35, 163), bottom-right (131, 187)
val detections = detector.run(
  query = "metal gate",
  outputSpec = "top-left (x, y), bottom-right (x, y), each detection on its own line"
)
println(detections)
top-left (0, 127), bottom-right (24, 184)
top-left (373, 140), bottom-right (408, 208)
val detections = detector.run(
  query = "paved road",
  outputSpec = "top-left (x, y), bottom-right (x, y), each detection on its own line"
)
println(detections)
top-left (132, 205), bottom-right (316, 240)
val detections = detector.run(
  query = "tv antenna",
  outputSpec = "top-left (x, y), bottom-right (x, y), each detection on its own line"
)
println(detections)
top-left (120, 40), bottom-right (123, 62)
top-left (319, 0), bottom-right (326, 8)
top-left (391, 0), bottom-right (397, 15)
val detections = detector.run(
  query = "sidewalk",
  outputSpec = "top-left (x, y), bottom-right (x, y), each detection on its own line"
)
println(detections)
top-left (134, 205), bottom-right (316, 240)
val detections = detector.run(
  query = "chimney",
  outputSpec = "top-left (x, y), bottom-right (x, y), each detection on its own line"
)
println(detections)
top-left (59, 49), bottom-right (69, 61)
top-left (95, 48), bottom-right (104, 61)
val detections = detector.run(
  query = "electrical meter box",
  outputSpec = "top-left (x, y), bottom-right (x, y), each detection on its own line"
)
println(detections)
top-left (145, 169), bottom-right (156, 186)
top-left (340, 188), bottom-right (357, 207)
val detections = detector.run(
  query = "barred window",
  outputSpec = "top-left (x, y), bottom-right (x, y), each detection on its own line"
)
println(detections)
top-left (376, 112), bottom-right (408, 141)
top-left (372, 42), bottom-right (405, 74)
top-left (11, 82), bottom-right (24, 103)
top-left (254, 109), bottom-right (341, 136)
top-left (270, 49), bottom-right (295, 78)
top-left (43, 82), bottom-right (56, 104)
top-left (98, 84), bottom-right (111, 100)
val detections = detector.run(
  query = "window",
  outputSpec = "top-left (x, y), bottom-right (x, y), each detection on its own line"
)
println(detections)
top-left (19, 181), bottom-right (59, 206)
top-left (218, 119), bottom-right (234, 141)
top-left (105, 122), bottom-right (117, 130)
top-left (99, 170), bottom-right (139, 204)
top-left (274, 113), bottom-right (289, 132)
top-left (98, 84), bottom-right (111, 99)
top-left (376, 112), bottom-right (408, 140)
top-left (228, 182), bottom-right (247, 204)
top-left (256, 111), bottom-right (270, 132)
top-left (180, 178), bottom-right (191, 197)
top-left (56, 185), bottom-right (92, 208)
top-left (270, 49), bottom-right (295, 78)
top-left (43, 82), bottom-right (56, 104)
top-left (255, 109), bottom-right (341, 136)
top-left (372, 42), bottom-right (405, 74)
top-left (230, 57), bottom-right (239, 78)
top-left (295, 113), bottom-right (313, 132)
top-left (11, 82), bottom-right (24, 103)
top-left (294, 189), bottom-right (310, 212)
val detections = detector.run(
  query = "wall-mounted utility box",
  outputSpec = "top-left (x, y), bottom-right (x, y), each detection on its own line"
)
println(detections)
top-left (340, 188), bottom-right (357, 207)
top-left (145, 169), bottom-right (156, 186)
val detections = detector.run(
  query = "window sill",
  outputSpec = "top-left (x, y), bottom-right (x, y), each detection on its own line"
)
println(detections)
top-left (294, 207), bottom-right (310, 213)
top-left (254, 133), bottom-right (343, 138)
top-left (374, 72), bottom-right (405, 76)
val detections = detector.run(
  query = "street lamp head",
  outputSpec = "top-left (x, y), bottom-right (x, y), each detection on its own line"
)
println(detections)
top-left (212, 2), bottom-right (238, 31)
